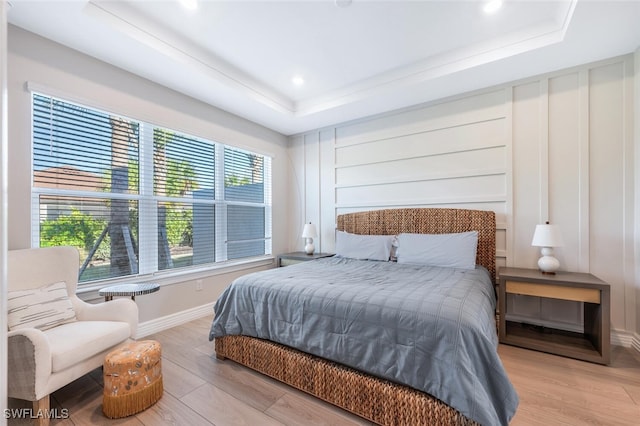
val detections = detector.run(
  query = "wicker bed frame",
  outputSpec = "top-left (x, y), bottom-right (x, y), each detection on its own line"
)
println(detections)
top-left (215, 208), bottom-right (496, 426)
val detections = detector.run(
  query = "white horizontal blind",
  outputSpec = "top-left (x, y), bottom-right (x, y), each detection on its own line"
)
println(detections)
top-left (152, 128), bottom-right (216, 271)
top-left (32, 93), bottom-right (272, 284)
top-left (33, 94), bottom-right (141, 282)
top-left (224, 147), bottom-right (271, 259)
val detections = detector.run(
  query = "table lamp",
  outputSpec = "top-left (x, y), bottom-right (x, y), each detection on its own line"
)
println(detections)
top-left (531, 222), bottom-right (563, 274)
top-left (302, 223), bottom-right (318, 255)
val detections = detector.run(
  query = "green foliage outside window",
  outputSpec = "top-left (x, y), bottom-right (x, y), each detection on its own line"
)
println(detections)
top-left (40, 208), bottom-right (110, 260)
top-left (165, 208), bottom-right (193, 247)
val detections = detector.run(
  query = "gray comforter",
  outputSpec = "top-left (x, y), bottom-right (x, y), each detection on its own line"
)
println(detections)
top-left (210, 257), bottom-right (518, 425)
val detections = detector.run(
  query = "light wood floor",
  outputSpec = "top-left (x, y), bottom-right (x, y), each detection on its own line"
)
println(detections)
top-left (9, 315), bottom-right (640, 425)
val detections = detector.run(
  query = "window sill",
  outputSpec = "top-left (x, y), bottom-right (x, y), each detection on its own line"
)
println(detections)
top-left (76, 256), bottom-right (275, 301)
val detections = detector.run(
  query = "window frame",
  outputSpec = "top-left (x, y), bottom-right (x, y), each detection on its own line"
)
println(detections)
top-left (30, 90), bottom-right (273, 288)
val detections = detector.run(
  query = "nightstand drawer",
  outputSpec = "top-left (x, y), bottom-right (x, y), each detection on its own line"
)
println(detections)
top-left (506, 280), bottom-right (601, 303)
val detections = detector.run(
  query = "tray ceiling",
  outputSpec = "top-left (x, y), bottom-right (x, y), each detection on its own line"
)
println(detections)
top-left (7, 0), bottom-right (640, 135)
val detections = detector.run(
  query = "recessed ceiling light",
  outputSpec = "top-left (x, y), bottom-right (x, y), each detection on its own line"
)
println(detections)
top-left (292, 76), bottom-right (305, 86)
top-left (335, 0), bottom-right (352, 8)
top-left (483, 0), bottom-right (503, 15)
top-left (179, 0), bottom-right (198, 11)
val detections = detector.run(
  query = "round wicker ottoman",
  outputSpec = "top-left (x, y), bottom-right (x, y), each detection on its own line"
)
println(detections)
top-left (103, 340), bottom-right (163, 419)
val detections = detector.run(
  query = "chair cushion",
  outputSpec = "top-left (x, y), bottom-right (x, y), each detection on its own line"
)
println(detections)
top-left (7, 281), bottom-right (76, 331)
top-left (44, 321), bottom-right (131, 373)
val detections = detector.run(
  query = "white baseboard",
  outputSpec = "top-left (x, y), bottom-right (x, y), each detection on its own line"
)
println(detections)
top-left (611, 329), bottom-right (634, 347)
top-left (135, 302), bottom-right (214, 339)
top-left (632, 333), bottom-right (640, 354)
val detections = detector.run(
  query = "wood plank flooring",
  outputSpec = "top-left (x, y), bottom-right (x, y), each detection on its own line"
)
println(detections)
top-left (9, 315), bottom-right (640, 425)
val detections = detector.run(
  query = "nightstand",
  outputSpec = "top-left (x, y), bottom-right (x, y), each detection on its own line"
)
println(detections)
top-left (498, 267), bottom-right (610, 365)
top-left (276, 252), bottom-right (334, 267)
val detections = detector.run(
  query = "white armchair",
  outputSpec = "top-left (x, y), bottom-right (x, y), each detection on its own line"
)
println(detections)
top-left (7, 246), bottom-right (138, 423)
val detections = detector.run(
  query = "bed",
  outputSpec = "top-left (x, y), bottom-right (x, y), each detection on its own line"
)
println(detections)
top-left (210, 208), bottom-right (518, 425)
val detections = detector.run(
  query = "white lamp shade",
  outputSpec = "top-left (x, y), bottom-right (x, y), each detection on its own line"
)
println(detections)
top-left (301, 223), bottom-right (317, 239)
top-left (531, 224), bottom-right (563, 248)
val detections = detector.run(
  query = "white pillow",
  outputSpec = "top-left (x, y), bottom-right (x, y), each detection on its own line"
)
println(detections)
top-left (8, 281), bottom-right (77, 331)
top-left (335, 231), bottom-right (395, 261)
top-left (397, 231), bottom-right (478, 270)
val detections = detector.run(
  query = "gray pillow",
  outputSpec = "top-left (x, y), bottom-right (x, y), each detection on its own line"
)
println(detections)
top-left (397, 231), bottom-right (478, 269)
top-left (335, 231), bottom-right (395, 261)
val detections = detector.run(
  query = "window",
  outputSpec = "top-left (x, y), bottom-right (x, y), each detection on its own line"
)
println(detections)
top-left (32, 93), bottom-right (272, 284)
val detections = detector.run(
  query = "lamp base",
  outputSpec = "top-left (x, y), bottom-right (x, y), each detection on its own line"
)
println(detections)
top-left (537, 249), bottom-right (560, 274)
top-left (304, 239), bottom-right (315, 255)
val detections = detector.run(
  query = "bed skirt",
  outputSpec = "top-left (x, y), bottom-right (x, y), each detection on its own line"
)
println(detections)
top-left (214, 335), bottom-right (478, 426)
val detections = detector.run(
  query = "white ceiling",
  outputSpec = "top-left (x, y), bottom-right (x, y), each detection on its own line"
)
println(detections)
top-left (7, 0), bottom-right (640, 135)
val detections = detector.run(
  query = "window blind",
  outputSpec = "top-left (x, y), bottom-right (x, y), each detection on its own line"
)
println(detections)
top-left (224, 147), bottom-right (271, 259)
top-left (32, 93), bottom-right (272, 284)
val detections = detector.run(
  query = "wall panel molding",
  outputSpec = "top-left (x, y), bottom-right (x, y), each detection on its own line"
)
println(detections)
top-left (538, 78), bottom-right (550, 223)
top-left (577, 70), bottom-right (590, 273)
top-left (336, 195), bottom-right (507, 210)
top-left (290, 54), bottom-right (637, 337)
top-left (303, 132), bottom-right (321, 250)
top-left (335, 89), bottom-right (507, 147)
top-left (505, 88), bottom-right (514, 267)
top-left (622, 57), bottom-right (636, 333)
top-left (336, 168), bottom-right (506, 190)
top-left (319, 128), bottom-right (336, 252)
top-left (288, 135), bottom-right (306, 250)
top-left (589, 61), bottom-right (627, 331)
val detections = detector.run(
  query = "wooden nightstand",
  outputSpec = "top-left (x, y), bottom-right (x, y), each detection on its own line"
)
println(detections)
top-left (276, 252), bottom-right (334, 267)
top-left (498, 267), bottom-right (610, 365)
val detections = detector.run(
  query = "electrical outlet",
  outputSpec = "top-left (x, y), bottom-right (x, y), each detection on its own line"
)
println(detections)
top-left (196, 280), bottom-right (203, 291)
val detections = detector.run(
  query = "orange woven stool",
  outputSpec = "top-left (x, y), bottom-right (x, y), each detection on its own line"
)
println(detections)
top-left (103, 340), bottom-right (163, 418)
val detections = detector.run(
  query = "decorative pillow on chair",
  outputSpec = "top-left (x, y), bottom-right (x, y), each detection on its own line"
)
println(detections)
top-left (8, 281), bottom-right (77, 331)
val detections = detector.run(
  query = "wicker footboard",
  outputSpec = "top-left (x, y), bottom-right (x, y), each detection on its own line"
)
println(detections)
top-left (214, 335), bottom-right (478, 426)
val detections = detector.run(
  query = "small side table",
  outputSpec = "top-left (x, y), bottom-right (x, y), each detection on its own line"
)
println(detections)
top-left (99, 283), bottom-right (160, 302)
top-left (277, 252), bottom-right (334, 267)
top-left (498, 267), bottom-right (610, 364)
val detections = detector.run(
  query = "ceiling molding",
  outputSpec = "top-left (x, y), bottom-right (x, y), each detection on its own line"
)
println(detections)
top-left (295, 15), bottom-right (574, 117)
top-left (87, 0), bottom-right (576, 119)
top-left (86, 0), bottom-right (295, 115)
top-left (7, 0), bottom-right (640, 135)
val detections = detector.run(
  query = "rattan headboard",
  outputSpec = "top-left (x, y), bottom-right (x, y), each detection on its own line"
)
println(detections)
top-left (336, 208), bottom-right (496, 282)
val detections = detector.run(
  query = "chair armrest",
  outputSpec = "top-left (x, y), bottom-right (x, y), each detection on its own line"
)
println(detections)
top-left (72, 297), bottom-right (139, 338)
top-left (7, 328), bottom-right (51, 401)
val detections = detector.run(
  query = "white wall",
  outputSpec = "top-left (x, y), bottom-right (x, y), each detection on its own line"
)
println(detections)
top-left (635, 48), bottom-right (640, 352)
top-left (7, 25), bottom-right (291, 323)
top-left (1, 1), bottom-right (8, 422)
top-left (290, 55), bottom-right (638, 343)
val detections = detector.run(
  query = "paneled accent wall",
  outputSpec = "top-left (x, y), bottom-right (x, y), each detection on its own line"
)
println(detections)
top-left (289, 54), bottom-right (637, 339)
top-left (333, 90), bottom-right (510, 270)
